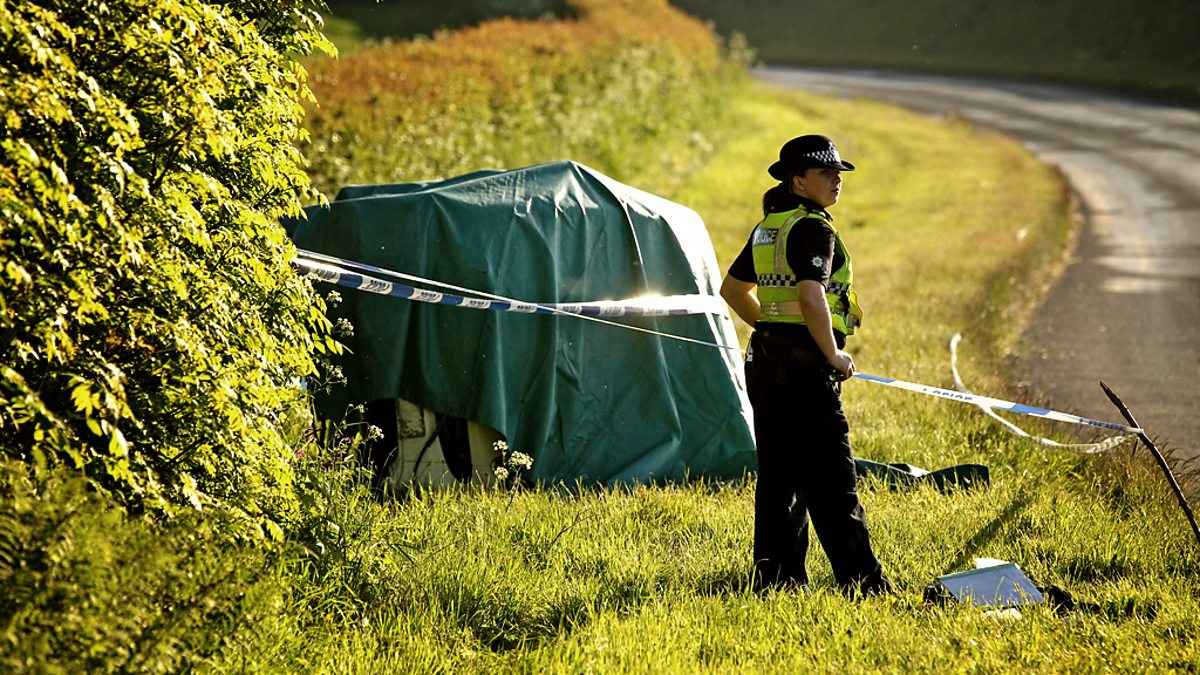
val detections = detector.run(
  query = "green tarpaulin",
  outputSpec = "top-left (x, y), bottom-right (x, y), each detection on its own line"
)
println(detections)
top-left (286, 161), bottom-right (756, 485)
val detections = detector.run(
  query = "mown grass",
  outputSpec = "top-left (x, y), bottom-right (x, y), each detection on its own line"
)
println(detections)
top-left (7, 1), bottom-right (1200, 672)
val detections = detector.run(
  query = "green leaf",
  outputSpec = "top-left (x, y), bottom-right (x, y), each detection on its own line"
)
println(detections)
top-left (108, 428), bottom-right (128, 458)
top-left (71, 382), bottom-right (95, 415)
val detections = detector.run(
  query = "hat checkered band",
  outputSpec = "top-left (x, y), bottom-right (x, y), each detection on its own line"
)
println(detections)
top-left (803, 147), bottom-right (841, 165)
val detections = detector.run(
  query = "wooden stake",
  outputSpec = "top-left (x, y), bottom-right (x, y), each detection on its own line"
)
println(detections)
top-left (1100, 381), bottom-right (1200, 548)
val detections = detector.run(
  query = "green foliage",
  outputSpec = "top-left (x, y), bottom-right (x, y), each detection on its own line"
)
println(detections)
top-left (255, 15), bottom-right (1200, 665)
top-left (302, 0), bottom-right (751, 198)
top-left (0, 458), bottom-right (291, 672)
top-left (5, 0), bottom-right (1198, 669)
top-left (0, 0), bottom-right (334, 530)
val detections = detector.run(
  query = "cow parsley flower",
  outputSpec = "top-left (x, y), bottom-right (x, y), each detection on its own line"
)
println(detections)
top-left (491, 439), bottom-right (533, 490)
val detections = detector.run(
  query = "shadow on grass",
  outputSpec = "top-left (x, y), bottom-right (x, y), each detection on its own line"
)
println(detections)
top-left (438, 568), bottom-right (660, 653)
top-left (1059, 552), bottom-right (1137, 583)
top-left (693, 566), bottom-right (754, 597)
top-left (447, 564), bottom-right (763, 652)
top-left (1075, 596), bottom-right (1160, 622)
top-left (942, 490), bottom-right (1036, 574)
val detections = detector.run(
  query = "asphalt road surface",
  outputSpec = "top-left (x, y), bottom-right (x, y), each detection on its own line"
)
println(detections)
top-left (757, 66), bottom-right (1200, 456)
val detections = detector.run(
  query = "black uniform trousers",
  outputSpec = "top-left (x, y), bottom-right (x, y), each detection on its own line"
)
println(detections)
top-left (746, 324), bottom-right (886, 592)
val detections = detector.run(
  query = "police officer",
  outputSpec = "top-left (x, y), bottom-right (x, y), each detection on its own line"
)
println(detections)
top-left (720, 134), bottom-right (891, 595)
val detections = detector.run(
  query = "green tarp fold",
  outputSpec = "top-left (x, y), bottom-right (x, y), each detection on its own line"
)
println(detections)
top-left (855, 459), bottom-right (990, 492)
top-left (286, 161), bottom-right (756, 485)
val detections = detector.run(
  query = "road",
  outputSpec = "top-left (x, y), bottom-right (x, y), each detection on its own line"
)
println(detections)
top-left (756, 66), bottom-right (1200, 455)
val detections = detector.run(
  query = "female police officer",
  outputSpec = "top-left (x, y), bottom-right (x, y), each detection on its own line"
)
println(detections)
top-left (720, 134), bottom-right (891, 595)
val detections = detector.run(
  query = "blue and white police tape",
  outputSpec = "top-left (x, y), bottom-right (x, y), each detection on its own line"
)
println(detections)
top-left (947, 333), bottom-right (1133, 452)
top-left (852, 372), bottom-right (1142, 435)
top-left (295, 249), bottom-right (1138, 440)
top-left (296, 249), bottom-right (728, 316)
top-left (292, 254), bottom-right (736, 350)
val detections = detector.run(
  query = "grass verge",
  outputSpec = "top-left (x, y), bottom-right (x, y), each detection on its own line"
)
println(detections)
top-left (236, 83), bottom-right (1200, 671)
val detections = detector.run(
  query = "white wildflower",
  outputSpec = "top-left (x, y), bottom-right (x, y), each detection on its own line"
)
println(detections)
top-left (508, 451), bottom-right (534, 470)
top-left (493, 466), bottom-right (510, 481)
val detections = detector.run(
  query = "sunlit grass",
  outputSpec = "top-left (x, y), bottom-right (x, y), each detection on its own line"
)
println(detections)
top-left (230, 76), bottom-right (1200, 671)
top-left (246, 8), bottom-right (1200, 667)
top-left (243, 469), bottom-right (1199, 671)
top-left (675, 84), bottom-right (1075, 466)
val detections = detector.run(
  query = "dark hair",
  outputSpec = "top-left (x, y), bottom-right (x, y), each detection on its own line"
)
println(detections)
top-left (761, 174), bottom-right (804, 216)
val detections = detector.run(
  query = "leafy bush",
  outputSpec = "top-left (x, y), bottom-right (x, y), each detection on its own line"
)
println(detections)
top-left (0, 0), bottom-right (333, 532)
top-left (303, 0), bottom-right (751, 197)
top-left (0, 457), bottom-right (292, 672)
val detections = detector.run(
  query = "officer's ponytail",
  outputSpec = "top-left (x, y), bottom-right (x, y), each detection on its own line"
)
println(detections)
top-left (761, 178), bottom-right (802, 216)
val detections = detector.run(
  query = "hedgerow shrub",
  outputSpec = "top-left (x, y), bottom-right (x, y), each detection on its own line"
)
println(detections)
top-left (303, 0), bottom-right (751, 196)
top-left (0, 457), bottom-right (291, 672)
top-left (0, 0), bottom-right (333, 533)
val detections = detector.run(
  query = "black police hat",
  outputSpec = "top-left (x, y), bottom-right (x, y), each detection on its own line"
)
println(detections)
top-left (767, 134), bottom-right (856, 180)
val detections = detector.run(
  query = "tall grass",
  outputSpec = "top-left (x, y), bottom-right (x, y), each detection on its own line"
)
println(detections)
top-left (212, 471), bottom-right (1200, 671)
top-left (7, 1), bottom-right (1200, 671)
top-left (296, 0), bottom-right (1189, 659)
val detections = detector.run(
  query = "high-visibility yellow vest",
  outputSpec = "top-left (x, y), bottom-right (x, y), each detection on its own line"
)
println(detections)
top-left (751, 206), bottom-right (863, 335)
